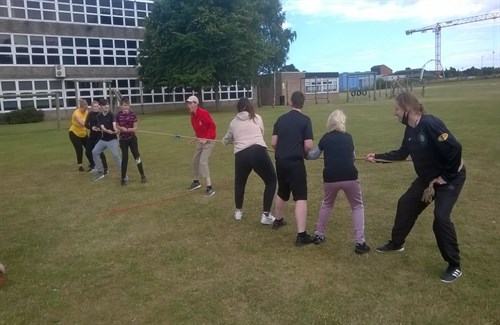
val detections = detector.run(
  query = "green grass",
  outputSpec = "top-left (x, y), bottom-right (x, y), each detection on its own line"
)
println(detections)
top-left (1, 79), bottom-right (499, 324)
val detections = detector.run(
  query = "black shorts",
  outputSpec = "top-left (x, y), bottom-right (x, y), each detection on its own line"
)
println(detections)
top-left (276, 161), bottom-right (307, 201)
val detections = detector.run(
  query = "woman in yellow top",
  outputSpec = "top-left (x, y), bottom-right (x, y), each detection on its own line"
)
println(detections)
top-left (69, 99), bottom-right (90, 171)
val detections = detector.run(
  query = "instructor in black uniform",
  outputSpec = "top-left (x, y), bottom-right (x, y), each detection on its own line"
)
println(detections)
top-left (366, 91), bottom-right (466, 283)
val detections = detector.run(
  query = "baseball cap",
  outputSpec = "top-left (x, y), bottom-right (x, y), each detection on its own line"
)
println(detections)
top-left (186, 95), bottom-right (199, 104)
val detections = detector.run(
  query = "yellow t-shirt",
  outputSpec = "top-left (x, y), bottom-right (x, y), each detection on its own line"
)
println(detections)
top-left (69, 108), bottom-right (88, 138)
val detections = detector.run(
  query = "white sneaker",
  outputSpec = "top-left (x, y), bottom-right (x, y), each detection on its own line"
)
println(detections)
top-left (260, 213), bottom-right (275, 225)
top-left (234, 210), bottom-right (242, 221)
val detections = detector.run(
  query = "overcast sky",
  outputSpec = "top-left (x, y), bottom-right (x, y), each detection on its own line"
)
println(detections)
top-left (281, 0), bottom-right (500, 73)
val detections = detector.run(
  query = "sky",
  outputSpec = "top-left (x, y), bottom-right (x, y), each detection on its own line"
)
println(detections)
top-left (281, 0), bottom-right (500, 73)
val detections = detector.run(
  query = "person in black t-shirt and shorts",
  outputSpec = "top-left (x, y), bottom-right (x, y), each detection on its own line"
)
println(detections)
top-left (271, 91), bottom-right (314, 246)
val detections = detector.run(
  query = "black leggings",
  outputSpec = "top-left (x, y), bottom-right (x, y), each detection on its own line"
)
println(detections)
top-left (69, 131), bottom-right (89, 165)
top-left (120, 135), bottom-right (145, 180)
top-left (234, 145), bottom-right (277, 212)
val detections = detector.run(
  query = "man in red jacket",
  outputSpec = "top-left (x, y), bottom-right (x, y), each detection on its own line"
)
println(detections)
top-left (186, 95), bottom-right (217, 197)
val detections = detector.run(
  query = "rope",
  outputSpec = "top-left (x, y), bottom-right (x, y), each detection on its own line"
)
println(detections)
top-left (137, 130), bottom-right (224, 143)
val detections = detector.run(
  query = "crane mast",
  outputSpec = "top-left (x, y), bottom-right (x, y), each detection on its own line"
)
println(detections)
top-left (406, 12), bottom-right (500, 75)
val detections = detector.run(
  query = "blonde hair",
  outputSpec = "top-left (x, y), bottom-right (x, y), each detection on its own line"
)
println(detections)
top-left (326, 109), bottom-right (346, 132)
top-left (78, 99), bottom-right (88, 109)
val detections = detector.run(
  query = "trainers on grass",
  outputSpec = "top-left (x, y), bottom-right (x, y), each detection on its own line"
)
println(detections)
top-left (188, 181), bottom-right (201, 191)
top-left (141, 175), bottom-right (147, 183)
top-left (204, 188), bottom-right (215, 197)
top-left (78, 166), bottom-right (85, 172)
top-left (272, 218), bottom-right (286, 230)
top-left (376, 240), bottom-right (404, 253)
top-left (120, 179), bottom-right (127, 186)
top-left (440, 266), bottom-right (462, 283)
top-left (295, 233), bottom-right (314, 246)
top-left (93, 173), bottom-right (105, 182)
top-left (260, 213), bottom-right (275, 225)
top-left (234, 210), bottom-right (242, 220)
top-left (313, 234), bottom-right (325, 245)
top-left (355, 242), bottom-right (371, 254)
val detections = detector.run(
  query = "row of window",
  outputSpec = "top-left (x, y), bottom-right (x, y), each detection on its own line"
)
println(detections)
top-left (0, 0), bottom-right (152, 27)
top-left (304, 78), bottom-right (339, 93)
top-left (0, 34), bottom-right (140, 66)
top-left (0, 79), bottom-right (254, 112)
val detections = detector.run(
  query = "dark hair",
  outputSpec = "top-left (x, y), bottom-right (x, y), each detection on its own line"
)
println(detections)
top-left (121, 97), bottom-right (130, 105)
top-left (237, 97), bottom-right (256, 120)
top-left (99, 98), bottom-right (108, 106)
top-left (291, 91), bottom-right (305, 109)
top-left (395, 91), bottom-right (426, 114)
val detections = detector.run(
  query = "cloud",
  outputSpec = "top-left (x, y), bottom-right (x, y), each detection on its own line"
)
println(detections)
top-left (282, 0), bottom-right (500, 24)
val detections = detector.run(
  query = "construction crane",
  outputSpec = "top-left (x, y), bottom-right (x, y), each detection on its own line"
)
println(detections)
top-left (406, 12), bottom-right (500, 76)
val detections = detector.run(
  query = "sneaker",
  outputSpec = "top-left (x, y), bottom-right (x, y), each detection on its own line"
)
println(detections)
top-left (313, 234), bottom-right (325, 245)
top-left (188, 181), bottom-right (201, 191)
top-left (120, 179), bottom-right (127, 186)
top-left (87, 166), bottom-right (95, 172)
top-left (103, 168), bottom-right (109, 176)
top-left (204, 188), bottom-right (215, 197)
top-left (141, 175), bottom-right (147, 183)
top-left (295, 233), bottom-right (314, 246)
top-left (260, 213), bottom-right (275, 225)
top-left (78, 166), bottom-right (85, 172)
top-left (376, 240), bottom-right (404, 253)
top-left (234, 210), bottom-right (242, 220)
top-left (355, 242), bottom-right (371, 254)
top-left (272, 218), bottom-right (286, 230)
top-left (440, 266), bottom-right (462, 283)
top-left (93, 173), bottom-right (105, 182)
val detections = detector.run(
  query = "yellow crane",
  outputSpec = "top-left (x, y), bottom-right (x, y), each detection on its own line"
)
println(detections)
top-left (406, 12), bottom-right (500, 76)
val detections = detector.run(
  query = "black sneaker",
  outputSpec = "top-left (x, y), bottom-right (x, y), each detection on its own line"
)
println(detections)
top-left (440, 266), bottom-right (462, 283)
top-left (78, 166), bottom-right (85, 172)
top-left (313, 234), bottom-right (325, 245)
top-left (141, 175), bottom-right (147, 183)
top-left (120, 179), bottom-right (127, 186)
top-left (104, 168), bottom-right (108, 176)
top-left (376, 240), bottom-right (404, 253)
top-left (272, 218), bottom-right (286, 230)
top-left (204, 187), bottom-right (215, 197)
top-left (188, 181), bottom-right (201, 191)
top-left (355, 242), bottom-right (371, 254)
top-left (295, 233), bottom-right (314, 246)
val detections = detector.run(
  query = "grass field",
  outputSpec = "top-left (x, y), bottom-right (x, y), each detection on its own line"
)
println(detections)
top-left (1, 80), bottom-right (499, 324)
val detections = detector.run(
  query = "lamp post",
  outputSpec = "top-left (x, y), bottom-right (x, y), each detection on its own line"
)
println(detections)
top-left (493, 51), bottom-right (496, 69)
top-left (481, 55), bottom-right (484, 76)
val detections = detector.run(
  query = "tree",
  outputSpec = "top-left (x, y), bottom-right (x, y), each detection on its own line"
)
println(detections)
top-left (280, 64), bottom-right (300, 72)
top-left (137, 0), bottom-right (295, 105)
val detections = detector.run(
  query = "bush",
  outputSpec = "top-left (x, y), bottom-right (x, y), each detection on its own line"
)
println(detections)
top-left (6, 107), bottom-right (44, 124)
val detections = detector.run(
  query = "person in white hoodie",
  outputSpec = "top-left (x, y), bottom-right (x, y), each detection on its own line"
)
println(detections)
top-left (222, 98), bottom-right (277, 224)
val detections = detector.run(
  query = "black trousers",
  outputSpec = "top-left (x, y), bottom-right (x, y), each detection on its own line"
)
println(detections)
top-left (86, 135), bottom-right (107, 169)
top-left (120, 135), bottom-right (144, 180)
top-left (234, 145), bottom-right (276, 212)
top-left (69, 131), bottom-right (88, 165)
top-left (391, 168), bottom-right (466, 266)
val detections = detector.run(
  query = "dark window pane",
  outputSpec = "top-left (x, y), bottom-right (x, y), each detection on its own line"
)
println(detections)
top-left (27, 0), bottom-right (39, 8)
top-left (3, 101), bottom-right (19, 111)
top-left (63, 56), bottom-right (75, 64)
top-left (116, 50), bottom-right (125, 55)
top-left (0, 54), bottom-right (13, 64)
top-left (117, 80), bottom-right (128, 87)
top-left (88, 39), bottom-right (100, 47)
top-left (11, 0), bottom-right (24, 7)
top-left (61, 38), bottom-right (73, 46)
top-left (47, 48), bottom-right (59, 54)
top-left (75, 38), bottom-right (86, 47)
top-left (35, 81), bottom-right (48, 89)
top-left (112, 0), bottom-right (122, 8)
top-left (116, 57), bottom-right (126, 65)
top-left (90, 57), bottom-right (101, 65)
top-left (86, 0), bottom-right (97, 5)
top-left (125, 9), bottom-right (134, 16)
top-left (128, 57), bottom-right (136, 66)
top-left (12, 8), bottom-right (26, 19)
top-left (2, 81), bottom-right (16, 91)
top-left (43, 2), bottom-right (55, 9)
top-left (30, 36), bottom-right (43, 45)
top-left (28, 10), bottom-right (41, 19)
top-left (16, 46), bottom-right (28, 53)
top-left (87, 6), bottom-right (97, 13)
top-left (31, 55), bottom-right (45, 64)
top-left (47, 56), bottom-right (60, 64)
top-left (60, 12), bottom-right (71, 21)
top-left (124, 1), bottom-right (134, 9)
top-left (73, 13), bottom-right (85, 22)
top-left (113, 17), bottom-right (123, 25)
top-left (46, 37), bottom-right (58, 46)
top-left (32, 47), bottom-right (43, 53)
top-left (16, 55), bottom-right (30, 64)
top-left (125, 18), bottom-right (135, 26)
top-left (43, 11), bottom-right (57, 20)
top-left (58, 4), bottom-right (70, 11)
top-left (136, 2), bottom-right (145, 10)
top-left (126, 40), bottom-right (136, 48)
top-left (87, 14), bottom-right (98, 23)
top-left (76, 49), bottom-right (87, 55)
top-left (62, 49), bottom-right (73, 54)
top-left (102, 39), bottom-right (113, 48)
top-left (101, 15), bottom-right (111, 24)
top-left (115, 40), bottom-right (125, 48)
top-left (73, 5), bottom-right (84, 12)
top-left (90, 49), bottom-right (99, 55)
top-left (36, 99), bottom-right (50, 109)
top-left (103, 57), bottom-right (114, 65)
top-left (19, 81), bottom-right (32, 90)
top-left (77, 56), bottom-right (88, 64)
top-left (100, 0), bottom-right (110, 6)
